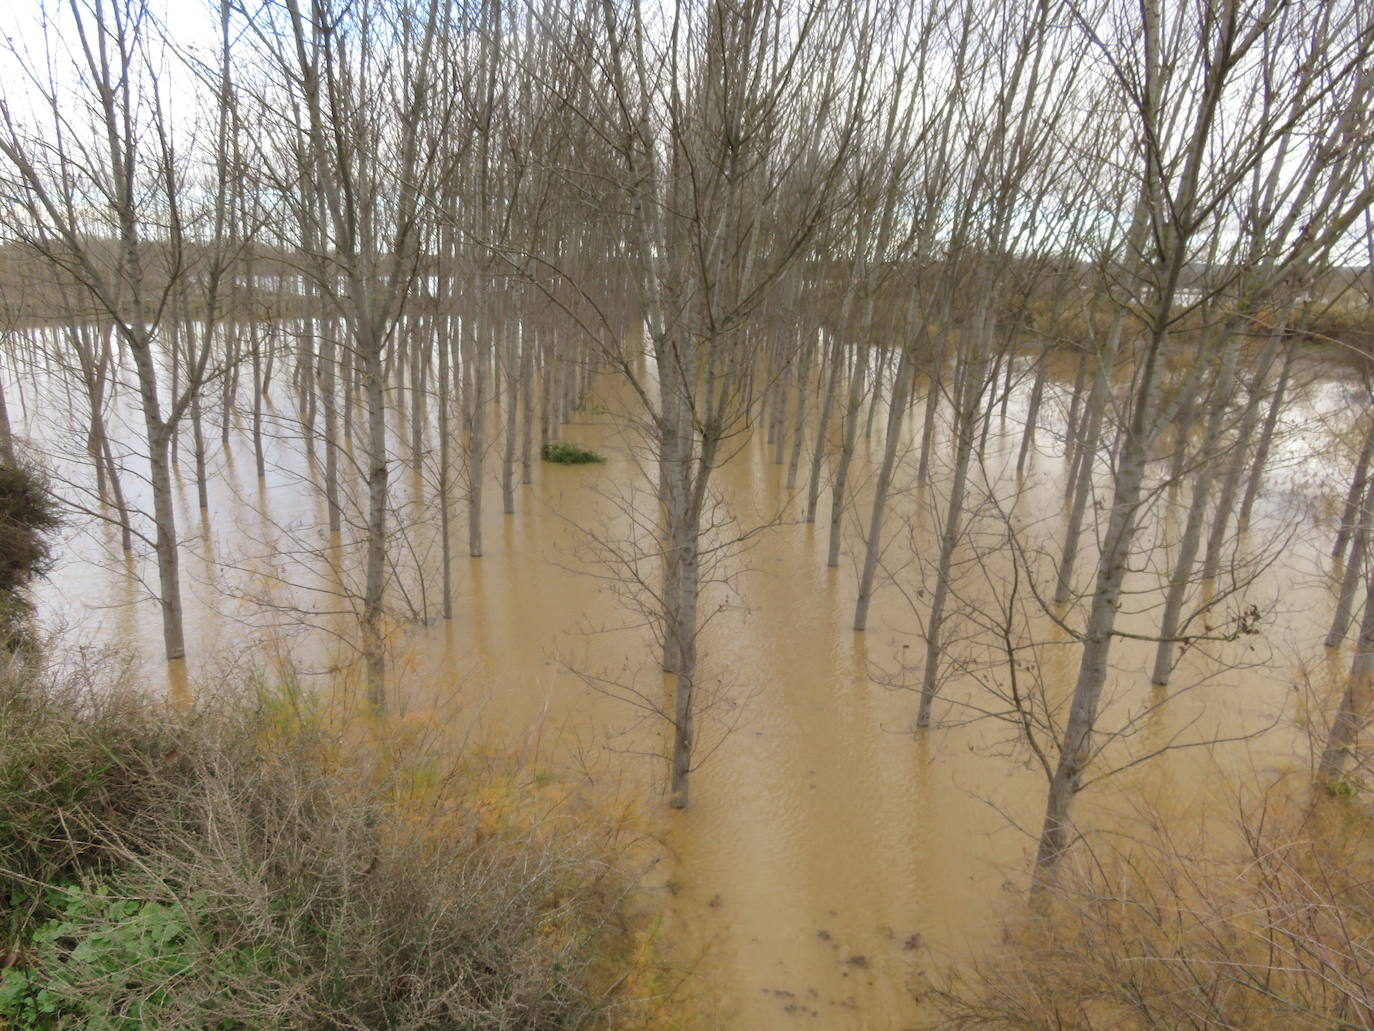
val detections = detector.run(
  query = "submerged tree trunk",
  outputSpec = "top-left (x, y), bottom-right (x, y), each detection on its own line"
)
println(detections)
top-left (918, 314), bottom-right (990, 726)
top-left (321, 319), bottom-right (342, 534)
top-left (1054, 319), bottom-right (1122, 604)
top-left (826, 335), bottom-right (868, 567)
top-left (785, 326), bottom-right (815, 489)
top-left (502, 322), bottom-right (518, 514)
top-left (855, 345), bottom-right (913, 631)
top-left (805, 330), bottom-right (843, 522)
top-left (1237, 340), bottom-right (1294, 531)
top-left (1031, 409), bottom-right (1154, 895)
top-left (1200, 323), bottom-right (1284, 582)
top-left (466, 312), bottom-right (487, 558)
top-left (1318, 569), bottom-right (1374, 783)
top-left (1150, 335), bottom-right (1238, 685)
top-left (1327, 476), bottom-right (1374, 648)
top-left (1334, 417), bottom-right (1374, 562)
top-left (1015, 351), bottom-right (1048, 476)
top-left (438, 313), bottom-right (454, 618)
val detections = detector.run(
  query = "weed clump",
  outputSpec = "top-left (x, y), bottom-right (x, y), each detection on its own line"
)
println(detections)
top-left (541, 441), bottom-right (605, 465)
top-left (0, 656), bottom-right (679, 1030)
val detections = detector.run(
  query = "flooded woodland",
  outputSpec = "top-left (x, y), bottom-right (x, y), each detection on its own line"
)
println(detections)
top-left (5, 323), bottom-right (1371, 1028)
top-left (2, 0), bottom-right (1374, 1028)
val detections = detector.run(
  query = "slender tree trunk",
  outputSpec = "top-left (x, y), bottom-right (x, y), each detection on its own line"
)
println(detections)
top-left (1201, 324), bottom-right (1284, 582)
top-left (362, 333), bottom-right (389, 707)
top-left (864, 341), bottom-right (889, 440)
top-left (1318, 570), bottom-right (1374, 782)
top-left (191, 390), bottom-right (210, 511)
top-left (520, 320), bottom-right (534, 485)
top-left (915, 355), bottom-right (941, 483)
top-left (220, 324), bottom-right (237, 445)
top-left (251, 327), bottom-right (266, 478)
top-left (1327, 477), bottom-right (1374, 648)
top-left (439, 310), bottom-right (453, 618)
top-left (502, 321), bottom-right (518, 514)
top-left (917, 329), bottom-right (986, 726)
top-left (0, 372), bottom-right (12, 465)
top-left (539, 326), bottom-right (553, 447)
top-left (785, 326), bottom-right (814, 489)
top-left (1150, 335), bottom-right (1238, 685)
top-left (1054, 320), bottom-right (1123, 604)
top-left (321, 317), bottom-right (342, 534)
top-left (827, 326), bottom-right (871, 567)
top-left (466, 311), bottom-right (486, 557)
top-left (1031, 418), bottom-right (1154, 895)
top-left (1334, 416), bottom-right (1374, 562)
top-left (805, 330), bottom-right (843, 522)
top-left (1015, 351), bottom-right (1048, 476)
top-left (1061, 348), bottom-right (1089, 471)
top-left (772, 333), bottom-right (792, 465)
top-left (98, 431), bottom-right (133, 552)
top-left (668, 506), bottom-right (702, 808)
top-left (1237, 340), bottom-right (1294, 531)
top-left (854, 345), bottom-right (913, 631)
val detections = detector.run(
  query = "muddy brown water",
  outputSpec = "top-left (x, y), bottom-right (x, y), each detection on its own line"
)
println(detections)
top-left (10, 344), bottom-right (1357, 1029)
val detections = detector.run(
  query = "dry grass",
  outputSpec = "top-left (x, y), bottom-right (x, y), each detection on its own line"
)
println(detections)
top-left (930, 779), bottom-right (1374, 1030)
top-left (0, 651), bottom-right (687, 1030)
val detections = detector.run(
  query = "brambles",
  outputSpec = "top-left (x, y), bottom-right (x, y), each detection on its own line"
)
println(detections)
top-left (0, 656), bottom-right (676, 1030)
top-left (931, 784), bottom-right (1374, 1030)
top-left (541, 441), bottom-right (606, 465)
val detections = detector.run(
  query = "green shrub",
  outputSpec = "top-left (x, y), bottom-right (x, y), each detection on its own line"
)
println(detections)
top-left (0, 457), bottom-right (61, 643)
top-left (0, 881), bottom-right (264, 1030)
top-left (540, 441), bottom-right (605, 465)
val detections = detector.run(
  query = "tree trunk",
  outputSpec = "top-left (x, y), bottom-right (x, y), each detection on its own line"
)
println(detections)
top-left (147, 423), bottom-right (187, 662)
top-left (854, 346), bottom-right (912, 631)
top-left (827, 328), bottom-right (870, 567)
top-left (502, 321), bottom-right (518, 514)
top-left (1200, 324), bottom-right (1284, 582)
top-left (1334, 417), bottom-right (1374, 562)
top-left (362, 335), bottom-right (389, 707)
top-left (1054, 319), bottom-right (1123, 604)
top-left (1150, 335), bottom-right (1238, 685)
top-left (1237, 340), bottom-right (1294, 531)
top-left (1326, 476), bottom-right (1374, 648)
top-left (1031, 418), bottom-right (1154, 895)
top-left (1318, 571), bottom-right (1374, 782)
top-left (785, 326), bottom-right (815, 489)
top-left (467, 313), bottom-right (486, 558)
top-left (805, 330), bottom-right (843, 523)
top-left (1015, 351), bottom-right (1048, 476)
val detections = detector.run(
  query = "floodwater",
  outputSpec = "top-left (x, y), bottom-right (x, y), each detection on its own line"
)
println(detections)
top-left (6, 334), bottom-right (1358, 1030)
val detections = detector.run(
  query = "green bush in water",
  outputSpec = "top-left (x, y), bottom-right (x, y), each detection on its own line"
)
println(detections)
top-left (0, 457), bottom-right (61, 645)
top-left (541, 441), bottom-right (605, 465)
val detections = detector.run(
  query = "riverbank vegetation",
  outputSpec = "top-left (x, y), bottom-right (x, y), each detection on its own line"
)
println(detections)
top-left (0, 653), bottom-right (678, 1030)
top-left (933, 781), bottom-right (1374, 1028)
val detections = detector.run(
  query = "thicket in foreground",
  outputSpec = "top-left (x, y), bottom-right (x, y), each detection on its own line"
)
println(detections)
top-left (0, 655), bottom-right (679, 1030)
top-left (930, 781), bottom-right (1374, 1029)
